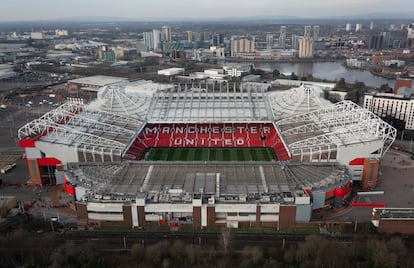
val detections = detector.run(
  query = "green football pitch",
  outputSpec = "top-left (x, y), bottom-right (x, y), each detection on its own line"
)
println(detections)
top-left (142, 147), bottom-right (277, 161)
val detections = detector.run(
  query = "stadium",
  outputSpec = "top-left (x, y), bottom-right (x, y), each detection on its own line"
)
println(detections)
top-left (17, 80), bottom-right (397, 228)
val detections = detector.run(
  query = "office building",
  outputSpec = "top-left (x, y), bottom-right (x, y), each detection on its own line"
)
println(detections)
top-left (369, 32), bottom-right (390, 50)
top-left (162, 26), bottom-right (171, 42)
top-left (292, 34), bottom-right (300, 50)
top-left (408, 23), bottom-right (414, 47)
top-left (304, 26), bottom-right (311, 38)
top-left (143, 32), bottom-right (154, 50)
top-left (186, 31), bottom-right (193, 42)
top-left (279, 26), bottom-right (286, 48)
top-left (266, 34), bottom-right (274, 49)
top-left (153, 29), bottom-right (161, 50)
top-left (298, 37), bottom-right (313, 58)
top-left (231, 36), bottom-right (255, 57)
top-left (394, 78), bottom-right (413, 94)
top-left (370, 21), bottom-right (374, 30)
top-left (356, 23), bottom-right (363, 32)
top-left (346, 23), bottom-right (352, 32)
top-left (212, 33), bottom-right (224, 46)
top-left (313, 25), bottom-right (320, 41)
top-left (364, 93), bottom-right (414, 130)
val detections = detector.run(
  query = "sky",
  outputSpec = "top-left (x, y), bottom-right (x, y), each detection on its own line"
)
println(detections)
top-left (1, 0), bottom-right (413, 21)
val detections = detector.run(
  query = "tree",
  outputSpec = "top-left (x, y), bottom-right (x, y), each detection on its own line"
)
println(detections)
top-left (336, 77), bottom-right (346, 89)
top-left (272, 69), bottom-right (280, 79)
top-left (378, 83), bottom-right (392, 93)
top-left (130, 243), bottom-right (145, 264)
top-left (290, 72), bottom-right (298, 80)
top-left (219, 227), bottom-right (232, 255)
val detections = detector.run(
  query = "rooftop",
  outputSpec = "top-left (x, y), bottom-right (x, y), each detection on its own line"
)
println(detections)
top-left (67, 161), bottom-right (348, 203)
top-left (68, 75), bottom-right (128, 87)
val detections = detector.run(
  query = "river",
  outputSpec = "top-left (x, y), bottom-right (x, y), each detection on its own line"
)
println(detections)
top-left (253, 61), bottom-right (395, 88)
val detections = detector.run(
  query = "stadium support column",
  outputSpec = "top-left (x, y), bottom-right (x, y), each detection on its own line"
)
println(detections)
top-left (136, 197), bottom-right (146, 227)
top-left (192, 198), bottom-right (202, 228)
top-left (207, 206), bottom-right (216, 227)
top-left (122, 205), bottom-right (132, 227)
top-left (279, 205), bottom-right (296, 228)
top-left (362, 158), bottom-right (379, 190)
top-left (254, 204), bottom-right (261, 227)
top-left (76, 203), bottom-right (88, 220)
top-left (27, 159), bottom-right (42, 186)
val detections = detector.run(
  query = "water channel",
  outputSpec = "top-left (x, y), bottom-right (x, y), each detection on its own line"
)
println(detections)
top-left (253, 61), bottom-right (395, 88)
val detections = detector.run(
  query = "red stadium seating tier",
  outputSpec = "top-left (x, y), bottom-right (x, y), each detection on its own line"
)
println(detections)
top-left (124, 123), bottom-right (291, 161)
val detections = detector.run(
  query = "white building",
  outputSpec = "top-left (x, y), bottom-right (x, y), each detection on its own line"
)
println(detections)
top-left (364, 93), bottom-right (414, 130)
top-left (299, 37), bottom-right (313, 58)
top-left (31, 32), bottom-right (44, 40)
top-left (143, 32), bottom-right (154, 50)
top-left (279, 26), bottom-right (286, 48)
top-left (153, 29), bottom-right (161, 50)
top-left (304, 26), bottom-right (311, 38)
top-left (346, 23), bottom-right (352, 32)
top-left (356, 24), bottom-right (363, 32)
top-left (55, 29), bottom-right (68, 36)
top-left (157, 67), bottom-right (184, 76)
top-left (162, 26), bottom-right (171, 42)
top-left (223, 64), bottom-right (251, 77)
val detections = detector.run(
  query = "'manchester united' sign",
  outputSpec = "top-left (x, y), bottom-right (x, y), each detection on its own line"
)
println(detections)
top-left (142, 124), bottom-right (275, 147)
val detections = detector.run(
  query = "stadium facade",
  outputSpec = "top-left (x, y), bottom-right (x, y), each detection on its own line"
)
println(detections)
top-left (18, 80), bottom-right (396, 228)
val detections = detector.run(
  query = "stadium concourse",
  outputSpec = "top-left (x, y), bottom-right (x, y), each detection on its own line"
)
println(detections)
top-left (17, 80), bottom-right (396, 228)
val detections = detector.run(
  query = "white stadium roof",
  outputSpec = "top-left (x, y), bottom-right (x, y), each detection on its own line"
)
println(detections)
top-left (68, 75), bottom-right (128, 87)
top-left (278, 101), bottom-right (396, 160)
top-left (18, 80), bottom-right (396, 164)
top-left (66, 161), bottom-right (348, 201)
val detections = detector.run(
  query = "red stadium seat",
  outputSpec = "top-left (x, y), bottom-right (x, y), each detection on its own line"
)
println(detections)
top-left (125, 122), bottom-right (291, 161)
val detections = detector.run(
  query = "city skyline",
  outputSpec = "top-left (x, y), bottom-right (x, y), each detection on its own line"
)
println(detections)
top-left (1, 0), bottom-right (414, 22)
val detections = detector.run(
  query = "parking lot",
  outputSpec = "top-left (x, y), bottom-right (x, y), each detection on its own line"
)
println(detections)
top-left (330, 148), bottom-right (414, 223)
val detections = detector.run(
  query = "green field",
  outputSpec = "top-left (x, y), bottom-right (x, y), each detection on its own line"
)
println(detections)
top-left (143, 147), bottom-right (277, 161)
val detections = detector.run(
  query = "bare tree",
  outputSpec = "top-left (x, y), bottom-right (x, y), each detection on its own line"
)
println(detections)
top-left (219, 227), bottom-right (232, 255)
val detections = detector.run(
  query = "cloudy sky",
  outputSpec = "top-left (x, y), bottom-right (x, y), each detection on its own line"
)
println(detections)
top-left (1, 0), bottom-right (413, 21)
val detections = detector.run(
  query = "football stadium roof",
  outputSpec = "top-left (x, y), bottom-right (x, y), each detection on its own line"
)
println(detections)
top-left (66, 161), bottom-right (347, 202)
top-left (278, 101), bottom-right (396, 159)
top-left (18, 80), bottom-right (396, 164)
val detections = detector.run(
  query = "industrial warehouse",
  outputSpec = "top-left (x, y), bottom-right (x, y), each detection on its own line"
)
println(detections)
top-left (17, 79), bottom-right (397, 228)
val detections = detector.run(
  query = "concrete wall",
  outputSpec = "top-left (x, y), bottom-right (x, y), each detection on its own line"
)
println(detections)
top-left (36, 141), bottom-right (79, 164)
top-left (337, 140), bottom-right (383, 166)
top-left (378, 220), bottom-right (414, 234)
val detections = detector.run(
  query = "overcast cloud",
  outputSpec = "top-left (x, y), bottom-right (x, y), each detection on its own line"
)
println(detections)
top-left (1, 0), bottom-right (413, 21)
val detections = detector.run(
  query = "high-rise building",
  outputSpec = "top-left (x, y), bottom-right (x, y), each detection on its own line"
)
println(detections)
top-left (408, 23), bottom-right (414, 47)
top-left (231, 36), bottom-right (255, 57)
top-left (187, 31), bottom-right (193, 42)
top-left (355, 23), bottom-right (363, 32)
top-left (291, 34), bottom-right (300, 50)
top-left (162, 26), bottom-right (171, 42)
top-left (202, 32), bottom-right (210, 42)
top-left (153, 29), bottom-right (161, 50)
top-left (313, 25), bottom-right (320, 41)
top-left (99, 46), bottom-right (115, 62)
top-left (266, 34), bottom-right (274, 49)
top-left (370, 21), bottom-right (374, 30)
top-left (346, 23), bottom-right (352, 32)
top-left (304, 26), bottom-right (311, 38)
top-left (408, 23), bottom-right (414, 39)
top-left (143, 31), bottom-right (154, 50)
top-left (368, 32), bottom-right (390, 50)
top-left (212, 33), bottom-right (224, 46)
top-left (279, 26), bottom-right (286, 48)
top-left (298, 37), bottom-right (313, 58)
top-left (364, 93), bottom-right (414, 130)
